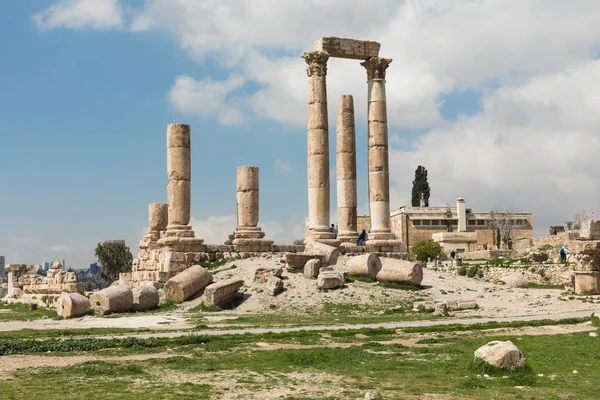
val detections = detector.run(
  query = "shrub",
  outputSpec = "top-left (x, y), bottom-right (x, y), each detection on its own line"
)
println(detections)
top-left (457, 266), bottom-right (468, 276)
top-left (410, 239), bottom-right (443, 262)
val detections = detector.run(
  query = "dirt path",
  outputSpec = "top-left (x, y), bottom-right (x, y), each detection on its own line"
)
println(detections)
top-left (87, 309), bottom-right (598, 340)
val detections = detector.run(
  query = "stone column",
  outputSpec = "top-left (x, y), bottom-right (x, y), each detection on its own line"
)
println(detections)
top-left (361, 57), bottom-right (395, 241)
top-left (302, 50), bottom-right (337, 245)
top-left (147, 202), bottom-right (168, 241)
top-left (233, 166), bottom-right (266, 244)
top-left (457, 197), bottom-right (467, 232)
top-left (336, 95), bottom-right (358, 244)
top-left (165, 123), bottom-right (199, 240)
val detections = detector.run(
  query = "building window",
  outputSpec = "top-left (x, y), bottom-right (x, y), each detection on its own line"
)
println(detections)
top-left (412, 220), bottom-right (421, 226)
top-left (422, 220), bottom-right (431, 226)
top-left (477, 220), bottom-right (486, 226)
top-left (468, 220), bottom-right (476, 226)
top-left (450, 219), bottom-right (458, 225)
top-left (431, 220), bottom-right (441, 226)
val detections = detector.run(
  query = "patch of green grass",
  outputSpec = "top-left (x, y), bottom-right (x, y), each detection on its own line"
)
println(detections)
top-left (538, 244), bottom-right (554, 251)
top-left (527, 283), bottom-right (565, 290)
top-left (376, 282), bottom-right (425, 291)
top-left (0, 327), bottom-right (157, 339)
top-left (189, 302), bottom-right (222, 312)
top-left (347, 275), bottom-right (376, 283)
top-left (0, 302), bottom-right (57, 321)
top-left (199, 257), bottom-right (240, 270)
top-left (402, 316), bottom-right (592, 334)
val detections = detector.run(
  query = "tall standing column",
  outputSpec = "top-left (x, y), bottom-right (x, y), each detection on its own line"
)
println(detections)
top-left (336, 95), bottom-right (358, 244)
top-left (302, 51), bottom-right (337, 245)
top-left (361, 57), bottom-right (394, 240)
top-left (233, 166), bottom-right (267, 243)
top-left (165, 123), bottom-right (199, 240)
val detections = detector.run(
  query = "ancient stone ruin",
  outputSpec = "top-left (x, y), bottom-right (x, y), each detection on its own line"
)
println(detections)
top-left (129, 37), bottom-right (407, 289)
top-left (5, 261), bottom-right (83, 299)
top-left (302, 37), bottom-right (403, 253)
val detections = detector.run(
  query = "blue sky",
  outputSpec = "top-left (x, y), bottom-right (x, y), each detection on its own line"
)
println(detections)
top-left (2, 0), bottom-right (600, 268)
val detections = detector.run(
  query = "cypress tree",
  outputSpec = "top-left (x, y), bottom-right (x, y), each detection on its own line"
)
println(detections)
top-left (411, 165), bottom-right (431, 207)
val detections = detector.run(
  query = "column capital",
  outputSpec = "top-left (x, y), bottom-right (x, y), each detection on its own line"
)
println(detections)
top-left (302, 51), bottom-right (330, 77)
top-left (360, 57), bottom-right (392, 80)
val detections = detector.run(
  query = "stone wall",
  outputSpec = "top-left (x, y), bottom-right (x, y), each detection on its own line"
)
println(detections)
top-left (483, 265), bottom-right (571, 286)
top-left (460, 250), bottom-right (513, 260)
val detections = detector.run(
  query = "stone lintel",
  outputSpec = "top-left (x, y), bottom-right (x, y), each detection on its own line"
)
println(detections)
top-left (315, 37), bottom-right (380, 60)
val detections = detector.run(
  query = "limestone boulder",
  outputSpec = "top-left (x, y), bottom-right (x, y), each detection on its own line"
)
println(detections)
top-left (131, 285), bottom-right (160, 311)
top-left (504, 273), bottom-right (528, 288)
top-left (579, 220), bottom-right (600, 240)
top-left (317, 268), bottom-right (345, 290)
top-left (164, 265), bottom-right (213, 303)
top-left (304, 259), bottom-right (321, 279)
top-left (376, 259), bottom-right (424, 286)
top-left (527, 251), bottom-right (549, 263)
top-left (56, 292), bottom-right (91, 319)
top-left (286, 253), bottom-right (326, 270)
top-left (90, 285), bottom-right (133, 316)
top-left (266, 276), bottom-right (284, 296)
top-left (345, 253), bottom-right (382, 279)
top-left (474, 340), bottom-right (527, 370)
top-left (254, 266), bottom-right (283, 283)
top-left (303, 241), bottom-right (339, 266)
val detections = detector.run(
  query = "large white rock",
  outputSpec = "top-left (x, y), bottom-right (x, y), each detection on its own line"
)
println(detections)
top-left (376, 259), bottom-right (424, 286)
top-left (317, 268), bottom-right (345, 289)
top-left (304, 240), bottom-right (339, 266)
top-left (504, 273), bottom-right (528, 288)
top-left (346, 253), bottom-right (382, 279)
top-left (474, 340), bottom-right (527, 370)
top-left (56, 292), bottom-right (91, 319)
top-left (90, 285), bottom-right (133, 316)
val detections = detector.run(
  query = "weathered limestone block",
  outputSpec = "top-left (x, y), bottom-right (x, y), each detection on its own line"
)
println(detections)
top-left (56, 292), bottom-right (91, 319)
top-left (204, 279), bottom-right (243, 307)
top-left (346, 253), bottom-right (382, 279)
top-left (286, 253), bottom-right (326, 270)
top-left (164, 265), bottom-right (213, 303)
top-left (254, 266), bottom-right (283, 283)
top-left (149, 202), bottom-right (168, 231)
top-left (474, 341), bottom-right (527, 370)
top-left (266, 276), bottom-right (283, 296)
top-left (119, 272), bottom-right (132, 286)
top-left (527, 251), bottom-right (549, 263)
top-left (572, 254), bottom-right (600, 271)
top-left (579, 220), bottom-right (600, 240)
top-left (90, 285), bottom-right (134, 316)
top-left (573, 271), bottom-right (600, 294)
top-left (317, 268), bottom-right (345, 289)
top-left (131, 285), bottom-right (160, 311)
top-left (456, 300), bottom-right (478, 310)
top-left (376, 259), bottom-right (423, 286)
top-left (504, 273), bottom-right (528, 288)
top-left (304, 241), bottom-right (339, 266)
top-left (304, 259), bottom-right (321, 279)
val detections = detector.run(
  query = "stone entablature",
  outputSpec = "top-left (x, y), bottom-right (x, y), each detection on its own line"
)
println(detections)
top-left (315, 37), bottom-right (380, 60)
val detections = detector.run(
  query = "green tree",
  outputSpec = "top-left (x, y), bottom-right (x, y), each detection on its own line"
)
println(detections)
top-left (411, 165), bottom-right (431, 207)
top-left (94, 240), bottom-right (133, 282)
top-left (410, 239), bottom-right (443, 262)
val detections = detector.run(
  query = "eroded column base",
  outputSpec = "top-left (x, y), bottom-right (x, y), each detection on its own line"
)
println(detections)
top-left (165, 225), bottom-right (197, 239)
top-left (234, 227), bottom-right (266, 240)
top-left (305, 228), bottom-right (340, 247)
top-left (365, 239), bottom-right (405, 253)
top-left (337, 232), bottom-right (359, 245)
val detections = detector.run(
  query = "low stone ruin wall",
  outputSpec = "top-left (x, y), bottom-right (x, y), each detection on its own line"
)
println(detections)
top-left (482, 264), bottom-right (571, 286)
top-left (460, 250), bottom-right (512, 260)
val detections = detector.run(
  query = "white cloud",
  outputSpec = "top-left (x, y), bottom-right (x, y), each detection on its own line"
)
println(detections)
top-left (274, 159), bottom-right (294, 173)
top-left (167, 75), bottom-right (246, 125)
top-left (389, 60), bottom-right (600, 234)
top-left (190, 215), bottom-right (237, 245)
top-left (33, 0), bottom-right (124, 30)
top-left (35, 0), bottom-right (600, 237)
top-left (49, 244), bottom-right (73, 252)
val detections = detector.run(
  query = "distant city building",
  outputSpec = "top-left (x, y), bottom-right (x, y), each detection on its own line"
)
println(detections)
top-left (89, 263), bottom-right (101, 275)
top-left (0, 255), bottom-right (5, 271)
